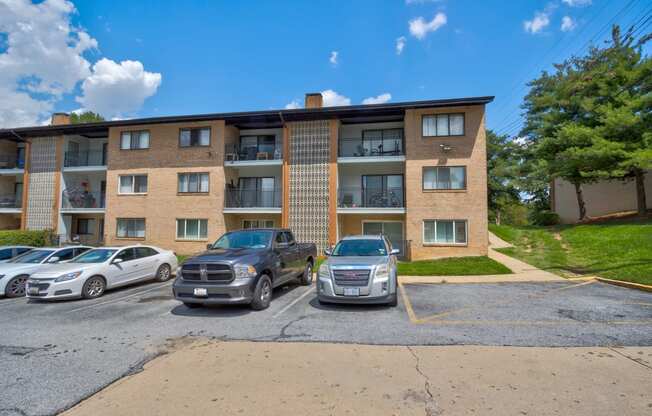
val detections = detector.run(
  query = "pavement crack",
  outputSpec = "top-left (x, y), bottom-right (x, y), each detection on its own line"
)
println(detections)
top-left (607, 347), bottom-right (652, 371)
top-left (273, 315), bottom-right (311, 341)
top-left (406, 346), bottom-right (440, 416)
top-left (0, 407), bottom-right (29, 416)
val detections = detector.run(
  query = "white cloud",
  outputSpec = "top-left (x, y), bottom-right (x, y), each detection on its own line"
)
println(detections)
top-left (409, 12), bottom-right (447, 40)
top-left (329, 50), bottom-right (338, 66)
top-left (560, 16), bottom-right (577, 32)
top-left (395, 36), bottom-right (406, 55)
top-left (0, 0), bottom-right (161, 128)
top-left (362, 93), bottom-right (392, 105)
top-left (321, 89), bottom-right (351, 107)
top-left (523, 11), bottom-right (551, 34)
top-left (284, 99), bottom-right (301, 109)
top-left (562, 0), bottom-right (591, 7)
top-left (76, 58), bottom-right (161, 118)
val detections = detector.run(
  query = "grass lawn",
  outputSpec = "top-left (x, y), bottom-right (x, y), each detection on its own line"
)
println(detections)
top-left (490, 217), bottom-right (652, 285)
top-left (397, 256), bottom-right (512, 276)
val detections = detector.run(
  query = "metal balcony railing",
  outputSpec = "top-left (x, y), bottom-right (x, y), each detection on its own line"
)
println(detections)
top-left (337, 187), bottom-right (405, 208)
top-left (224, 144), bottom-right (282, 162)
top-left (224, 188), bottom-right (282, 208)
top-left (0, 155), bottom-right (25, 169)
top-left (338, 134), bottom-right (404, 158)
top-left (64, 151), bottom-right (107, 167)
top-left (61, 191), bottom-right (106, 209)
top-left (0, 194), bottom-right (22, 209)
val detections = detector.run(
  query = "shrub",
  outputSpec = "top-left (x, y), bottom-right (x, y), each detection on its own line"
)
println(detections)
top-left (529, 210), bottom-right (560, 226)
top-left (0, 229), bottom-right (56, 247)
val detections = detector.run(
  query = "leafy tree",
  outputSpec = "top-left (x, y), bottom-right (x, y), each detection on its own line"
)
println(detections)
top-left (70, 111), bottom-right (105, 124)
top-left (486, 130), bottom-right (522, 224)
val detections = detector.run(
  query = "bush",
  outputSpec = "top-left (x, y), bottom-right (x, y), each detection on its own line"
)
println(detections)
top-left (0, 229), bottom-right (56, 247)
top-left (529, 210), bottom-right (560, 226)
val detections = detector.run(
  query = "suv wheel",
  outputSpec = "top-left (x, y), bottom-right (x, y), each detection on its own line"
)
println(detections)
top-left (299, 261), bottom-right (313, 286)
top-left (387, 293), bottom-right (398, 307)
top-left (251, 274), bottom-right (272, 310)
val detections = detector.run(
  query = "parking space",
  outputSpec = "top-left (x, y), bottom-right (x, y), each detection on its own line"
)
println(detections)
top-left (1, 279), bottom-right (651, 416)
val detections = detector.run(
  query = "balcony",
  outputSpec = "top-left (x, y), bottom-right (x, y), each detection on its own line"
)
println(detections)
top-left (63, 150), bottom-right (107, 171)
top-left (224, 188), bottom-right (282, 213)
top-left (338, 129), bottom-right (404, 164)
top-left (61, 191), bottom-right (106, 213)
top-left (224, 144), bottom-right (282, 166)
top-left (337, 186), bottom-right (405, 214)
top-left (0, 194), bottom-right (22, 212)
top-left (0, 155), bottom-right (25, 173)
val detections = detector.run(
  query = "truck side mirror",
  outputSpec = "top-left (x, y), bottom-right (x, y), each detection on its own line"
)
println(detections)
top-left (324, 248), bottom-right (332, 256)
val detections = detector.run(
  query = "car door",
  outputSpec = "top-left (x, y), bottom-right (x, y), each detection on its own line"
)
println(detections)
top-left (282, 231), bottom-right (301, 275)
top-left (108, 248), bottom-right (138, 285)
top-left (273, 232), bottom-right (294, 284)
top-left (134, 247), bottom-right (159, 280)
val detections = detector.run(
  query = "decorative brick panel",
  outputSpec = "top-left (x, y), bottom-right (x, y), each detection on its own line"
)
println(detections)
top-left (25, 137), bottom-right (58, 230)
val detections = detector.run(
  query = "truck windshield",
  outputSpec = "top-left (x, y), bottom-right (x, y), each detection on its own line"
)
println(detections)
top-left (331, 239), bottom-right (387, 257)
top-left (211, 230), bottom-right (273, 249)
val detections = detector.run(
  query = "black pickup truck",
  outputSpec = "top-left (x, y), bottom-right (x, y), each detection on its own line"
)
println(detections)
top-left (173, 228), bottom-right (317, 310)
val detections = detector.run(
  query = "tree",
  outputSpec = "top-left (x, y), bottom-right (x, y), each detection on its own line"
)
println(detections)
top-left (70, 111), bottom-right (105, 124)
top-left (486, 130), bottom-right (522, 224)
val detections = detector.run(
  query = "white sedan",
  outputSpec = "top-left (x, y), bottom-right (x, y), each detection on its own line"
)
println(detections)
top-left (0, 246), bottom-right (92, 298)
top-left (26, 245), bottom-right (178, 300)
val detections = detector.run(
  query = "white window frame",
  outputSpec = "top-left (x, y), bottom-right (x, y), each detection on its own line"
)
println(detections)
top-left (176, 218), bottom-right (208, 240)
top-left (422, 219), bottom-right (468, 245)
top-left (118, 174), bottom-right (148, 195)
top-left (116, 218), bottom-right (146, 239)
top-left (422, 166), bottom-right (467, 190)
top-left (422, 113), bottom-right (465, 137)
top-left (241, 219), bottom-right (275, 229)
top-left (178, 172), bottom-right (210, 193)
top-left (179, 127), bottom-right (211, 147)
top-left (120, 130), bottom-right (150, 150)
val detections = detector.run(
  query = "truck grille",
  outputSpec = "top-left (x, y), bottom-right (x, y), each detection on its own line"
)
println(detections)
top-left (332, 269), bottom-right (370, 286)
top-left (181, 264), bottom-right (233, 282)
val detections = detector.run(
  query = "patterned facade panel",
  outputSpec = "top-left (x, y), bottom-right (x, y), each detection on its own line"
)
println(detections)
top-left (26, 137), bottom-right (58, 230)
top-left (288, 120), bottom-right (330, 252)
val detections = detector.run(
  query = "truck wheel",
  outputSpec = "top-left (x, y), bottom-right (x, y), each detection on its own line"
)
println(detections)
top-left (299, 261), bottom-right (313, 286)
top-left (251, 274), bottom-right (272, 310)
top-left (183, 302), bottom-right (202, 309)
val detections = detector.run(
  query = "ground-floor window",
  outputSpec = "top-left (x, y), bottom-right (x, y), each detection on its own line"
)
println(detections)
top-left (423, 220), bottom-right (467, 245)
top-left (242, 219), bottom-right (275, 229)
top-left (362, 221), bottom-right (404, 254)
top-left (117, 218), bottom-right (145, 238)
top-left (77, 218), bottom-right (95, 235)
top-left (177, 219), bottom-right (208, 240)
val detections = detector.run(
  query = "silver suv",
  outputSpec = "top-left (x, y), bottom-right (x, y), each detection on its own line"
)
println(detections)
top-left (317, 235), bottom-right (398, 307)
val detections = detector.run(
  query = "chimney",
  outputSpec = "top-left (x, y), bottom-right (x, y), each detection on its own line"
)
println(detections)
top-left (305, 92), bottom-right (323, 109)
top-left (50, 112), bottom-right (71, 126)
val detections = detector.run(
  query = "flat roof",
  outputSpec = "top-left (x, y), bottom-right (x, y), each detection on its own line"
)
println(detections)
top-left (0, 96), bottom-right (494, 140)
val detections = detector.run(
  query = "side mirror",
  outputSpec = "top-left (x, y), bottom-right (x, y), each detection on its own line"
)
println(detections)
top-left (112, 258), bottom-right (123, 265)
top-left (390, 248), bottom-right (400, 255)
top-left (324, 248), bottom-right (332, 256)
top-left (206, 244), bottom-right (213, 250)
top-left (47, 256), bottom-right (60, 263)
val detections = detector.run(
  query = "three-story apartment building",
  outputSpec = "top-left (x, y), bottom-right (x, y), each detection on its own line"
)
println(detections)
top-left (0, 93), bottom-right (493, 260)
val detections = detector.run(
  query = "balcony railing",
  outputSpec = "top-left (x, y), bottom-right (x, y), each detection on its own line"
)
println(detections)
top-left (224, 144), bottom-right (282, 162)
top-left (64, 151), bottom-right (107, 167)
top-left (224, 188), bottom-right (282, 208)
top-left (0, 155), bottom-right (25, 169)
top-left (338, 187), bottom-right (405, 208)
top-left (338, 135), bottom-right (404, 158)
top-left (0, 194), bottom-right (22, 209)
top-left (61, 191), bottom-right (106, 210)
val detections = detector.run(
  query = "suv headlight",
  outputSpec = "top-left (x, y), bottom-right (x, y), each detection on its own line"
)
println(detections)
top-left (234, 264), bottom-right (257, 279)
top-left (318, 263), bottom-right (330, 278)
top-left (55, 271), bottom-right (83, 282)
top-left (374, 264), bottom-right (389, 281)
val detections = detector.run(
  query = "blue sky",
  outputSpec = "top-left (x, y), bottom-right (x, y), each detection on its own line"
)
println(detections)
top-left (1, 0), bottom-right (650, 134)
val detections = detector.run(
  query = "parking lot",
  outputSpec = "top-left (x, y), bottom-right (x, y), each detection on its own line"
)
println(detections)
top-left (1, 278), bottom-right (651, 416)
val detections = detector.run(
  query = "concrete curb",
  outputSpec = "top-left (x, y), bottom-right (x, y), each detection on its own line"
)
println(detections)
top-left (595, 277), bottom-right (652, 293)
top-left (398, 274), bottom-right (564, 284)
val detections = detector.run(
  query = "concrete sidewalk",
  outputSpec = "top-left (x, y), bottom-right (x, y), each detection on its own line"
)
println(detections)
top-left (63, 340), bottom-right (652, 416)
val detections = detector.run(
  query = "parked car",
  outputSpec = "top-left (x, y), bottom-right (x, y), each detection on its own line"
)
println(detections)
top-left (0, 246), bottom-right (92, 298)
top-left (173, 228), bottom-right (317, 310)
top-left (26, 245), bottom-right (178, 300)
top-left (0, 246), bottom-right (34, 263)
top-left (317, 235), bottom-right (399, 306)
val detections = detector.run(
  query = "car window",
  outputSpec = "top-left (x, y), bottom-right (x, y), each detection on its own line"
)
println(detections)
top-left (135, 247), bottom-right (157, 258)
top-left (16, 247), bottom-right (32, 255)
top-left (54, 248), bottom-right (76, 261)
top-left (283, 232), bottom-right (295, 245)
top-left (331, 239), bottom-right (387, 257)
top-left (275, 232), bottom-right (286, 245)
top-left (0, 248), bottom-right (12, 260)
top-left (10, 249), bottom-right (55, 264)
top-left (74, 247), bottom-right (91, 257)
top-left (115, 248), bottom-right (136, 262)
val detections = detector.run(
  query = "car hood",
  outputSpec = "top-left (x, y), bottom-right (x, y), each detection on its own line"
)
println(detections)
top-left (0, 263), bottom-right (41, 276)
top-left (185, 247), bottom-right (266, 264)
top-left (30, 263), bottom-right (93, 279)
top-left (326, 256), bottom-right (388, 268)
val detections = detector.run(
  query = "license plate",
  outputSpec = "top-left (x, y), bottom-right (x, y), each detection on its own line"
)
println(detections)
top-left (343, 287), bottom-right (360, 297)
top-left (193, 288), bottom-right (208, 297)
top-left (27, 286), bottom-right (39, 295)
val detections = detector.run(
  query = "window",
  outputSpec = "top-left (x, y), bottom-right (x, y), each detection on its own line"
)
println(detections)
top-left (176, 219), bottom-right (208, 240)
top-left (178, 173), bottom-right (209, 193)
top-left (73, 247), bottom-right (91, 257)
top-left (120, 131), bottom-right (150, 149)
top-left (53, 248), bottom-right (76, 262)
top-left (0, 249), bottom-right (12, 260)
top-left (423, 166), bottom-right (466, 190)
top-left (239, 135), bottom-right (277, 159)
top-left (422, 114), bottom-right (464, 137)
top-left (115, 248), bottom-right (136, 262)
top-left (423, 220), bottom-right (467, 244)
top-left (179, 128), bottom-right (210, 147)
top-left (117, 218), bottom-right (145, 238)
top-left (119, 175), bottom-right (148, 194)
top-left (135, 247), bottom-right (158, 258)
top-left (77, 218), bottom-right (95, 235)
top-left (242, 219), bottom-right (275, 229)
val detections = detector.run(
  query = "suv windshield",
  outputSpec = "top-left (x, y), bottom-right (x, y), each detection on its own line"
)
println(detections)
top-left (71, 249), bottom-right (117, 264)
top-left (212, 230), bottom-right (273, 249)
top-left (331, 239), bottom-right (387, 257)
top-left (10, 249), bottom-right (55, 264)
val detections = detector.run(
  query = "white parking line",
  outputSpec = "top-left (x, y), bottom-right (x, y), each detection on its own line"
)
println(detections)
top-left (273, 286), bottom-right (315, 318)
top-left (65, 281), bottom-right (173, 314)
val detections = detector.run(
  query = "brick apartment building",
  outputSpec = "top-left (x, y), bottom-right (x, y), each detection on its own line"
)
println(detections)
top-left (0, 93), bottom-right (493, 260)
